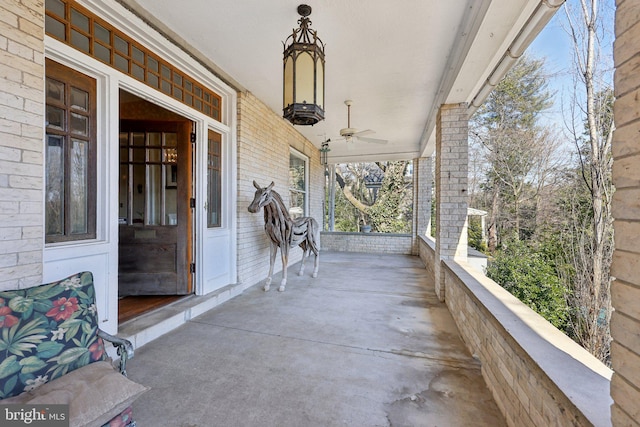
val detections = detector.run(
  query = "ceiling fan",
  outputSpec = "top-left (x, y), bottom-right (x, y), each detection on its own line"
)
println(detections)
top-left (336, 100), bottom-right (388, 144)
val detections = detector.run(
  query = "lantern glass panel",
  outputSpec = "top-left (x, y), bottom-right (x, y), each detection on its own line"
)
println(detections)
top-left (316, 58), bottom-right (324, 108)
top-left (284, 56), bottom-right (294, 107)
top-left (295, 52), bottom-right (315, 105)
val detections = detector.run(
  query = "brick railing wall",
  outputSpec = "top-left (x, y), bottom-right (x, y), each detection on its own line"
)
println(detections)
top-left (320, 232), bottom-right (414, 255)
top-left (418, 236), bottom-right (612, 427)
top-left (0, 0), bottom-right (45, 290)
top-left (418, 237), bottom-right (436, 287)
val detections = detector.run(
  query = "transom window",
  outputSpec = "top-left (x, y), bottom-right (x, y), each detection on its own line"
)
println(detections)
top-left (289, 149), bottom-right (308, 218)
top-left (45, 59), bottom-right (97, 243)
top-left (45, 0), bottom-right (221, 120)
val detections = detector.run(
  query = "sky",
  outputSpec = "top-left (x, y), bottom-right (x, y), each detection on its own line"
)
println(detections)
top-left (525, 0), bottom-right (615, 138)
top-left (527, 11), bottom-right (573, 132)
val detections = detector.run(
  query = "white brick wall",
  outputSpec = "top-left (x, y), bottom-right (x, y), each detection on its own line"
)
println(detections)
top-left (0, 0), bottom-right (44, 290)
top-left (611, 0), bottom-right (640, 424)
top-left (236, 91), bottom-right (323, 288)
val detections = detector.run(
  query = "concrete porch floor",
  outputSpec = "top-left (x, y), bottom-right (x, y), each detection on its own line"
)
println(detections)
top-left (127, 251), bottom-right (506, 426)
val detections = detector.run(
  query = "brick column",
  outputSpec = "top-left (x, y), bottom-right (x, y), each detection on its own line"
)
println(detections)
top-left (434, 104), bottom-right (468, 301)
top-left (611, 1), bottom-right (640, 424)
top-left (0, 0), bottom-right (45, 290)
top-left (413, 157), bottom-right (433, 253)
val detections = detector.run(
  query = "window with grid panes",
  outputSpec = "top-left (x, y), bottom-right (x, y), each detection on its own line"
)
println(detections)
top-left (45, 59), bottom-right (97, 243)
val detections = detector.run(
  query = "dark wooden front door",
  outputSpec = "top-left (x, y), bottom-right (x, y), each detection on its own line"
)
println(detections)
top-left (118, 120), bottom-right (192, 296)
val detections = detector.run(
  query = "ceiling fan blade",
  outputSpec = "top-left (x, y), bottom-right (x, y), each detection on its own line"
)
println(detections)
top-left (354, 129), bottom-right (375, 137)
top-left (356, 136), bottom-right (388, 144)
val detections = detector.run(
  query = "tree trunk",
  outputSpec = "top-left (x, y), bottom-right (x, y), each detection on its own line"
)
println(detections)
top-left (487, 188), bottom-right (499, 252)
top-left (335, 171), bottom-right (369, 214)
top-left (564, 0), bottom-right (613, 363)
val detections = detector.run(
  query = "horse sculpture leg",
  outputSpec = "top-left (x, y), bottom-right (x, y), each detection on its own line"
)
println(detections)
top-left (264, 241), bottom-right (278, 291)
top-left (279, 245), bottom-right (289, 292)
top-left (298, 249), bottom-right (307, 276)
top-left (312, 251), bottom-right (319, 278)
top-left (310, 221), bottom-right (320, 278)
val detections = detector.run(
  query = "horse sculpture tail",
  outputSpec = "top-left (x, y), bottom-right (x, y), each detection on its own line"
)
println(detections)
top-left (307, 217), bottom-right (320, 256)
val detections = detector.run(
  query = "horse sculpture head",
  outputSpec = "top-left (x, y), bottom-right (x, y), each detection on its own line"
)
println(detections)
top-left (248, 180), bottom-right (275, 213)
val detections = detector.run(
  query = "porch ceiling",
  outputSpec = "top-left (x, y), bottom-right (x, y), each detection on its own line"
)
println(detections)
top-left (117, 0), bottom-right (558, 163)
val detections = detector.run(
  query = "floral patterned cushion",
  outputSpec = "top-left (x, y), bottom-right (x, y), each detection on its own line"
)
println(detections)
top-left (0, 271), bottom-right (107, 399)
top-left (104, 406), bottom-right (134, 427)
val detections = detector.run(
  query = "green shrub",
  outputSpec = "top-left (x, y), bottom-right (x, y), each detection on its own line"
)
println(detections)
top-left (485, 238), bottom-right (569, 331)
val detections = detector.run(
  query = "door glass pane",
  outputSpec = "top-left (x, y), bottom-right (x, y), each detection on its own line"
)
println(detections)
top-left (207, 131), bottom-right (221, 228)
top-left (164, 133), bottom-right (177, 147)
top-left (164, 148), bottom-right (177, 164)
top-left (46, 135), bottom-right (64, 236)
top-left (119, 133), bottom-right (129, 224)
top-left (165, 161), bottom-right (177, 225)
top-left (148, 132), bottom-right (161, 147)
top-left (70, 139), bottom-right (88, 234)
top-left (46, 106), bottom-right (65, 130)
top-left (132, 132), bottom-right (145, 146)
top-left (132, 133), bottom-right (145, 162)
top-left (147, 165), bottom-right (161, 225)
top-left (46, 78), bottom-right (64, 103)
top-left (70, 113), bottom-right (88, 135)
top-left (208, 169), bottom-right (219, 227)
top-left (148, 148), bottom-right (161, 162)
top-left (71, 87), bottom-right (88, 111)
top-left (119, 164), bottom-right (129, 223)
top-left (132, 164), bottom-right (145, 224)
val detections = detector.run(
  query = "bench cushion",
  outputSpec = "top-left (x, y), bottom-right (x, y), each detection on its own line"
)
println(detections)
top-left (1, 360), bottom-right (148, 427)
top-left (0, 272), bottom-right (107, 399)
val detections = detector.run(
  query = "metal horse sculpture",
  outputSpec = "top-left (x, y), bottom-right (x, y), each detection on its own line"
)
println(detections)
top-left (248, 181), bottom-right (320, 292)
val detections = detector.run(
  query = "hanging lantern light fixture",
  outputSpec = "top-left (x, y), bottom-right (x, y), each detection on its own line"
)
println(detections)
top-left (283, 4), bottom-right (325, 126)
top-left (320, 139), bottom-right (330, 165)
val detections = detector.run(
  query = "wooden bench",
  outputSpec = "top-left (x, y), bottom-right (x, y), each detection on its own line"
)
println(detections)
top-left (0, 272), bottom-right (147, 427)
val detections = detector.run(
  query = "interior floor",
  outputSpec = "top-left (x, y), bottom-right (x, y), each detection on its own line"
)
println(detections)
top-left (118, 295), bottom-right (185, 324)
